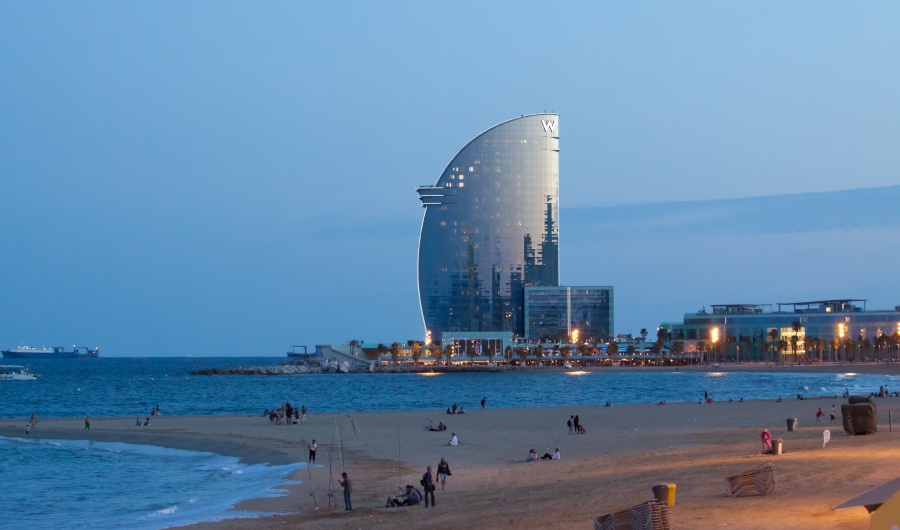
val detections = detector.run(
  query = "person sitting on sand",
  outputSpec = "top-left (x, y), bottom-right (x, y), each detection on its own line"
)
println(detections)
top-left (143, 417), bottom-right (151, 426)
top-left (135, 417), bottom-right (141, 426)
top-left (438, 421), bottom-right (446, 431)
top-left (452, 403), bottom-right (457, 414)
top-left (760, 428), bottom-right (772, 454)
top-left (389, 485), bottom-right (422, 507)
top-left (529, 448), bottom-right (539, 461)
top-left (458, 406), bottom-right (466, 414)
top-left (577, 424), bottom-right (586, 434)
top-left (448, 433), bottom-right (459, 446)
top-left (540, 448), bottom-right (560, 460)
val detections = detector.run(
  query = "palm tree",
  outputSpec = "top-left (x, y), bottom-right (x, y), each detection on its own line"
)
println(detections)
top-left (377, 343), bottom-right (388, 365)
top-left (443, 344), bottom-right (454, 367)
top-left (624, 343), bottom-right (635, 365)
top-left (516, 347), bottom-right (529, 366)
top-left (466, 347), bottom-right (477, 365)
top-left (486, 345), bottom-right (495, 365)
top-left (578, 343), bottom-right (590, 367)
top-left (390, 342), bottom-right (401, 366)
top-left (534, 344), bottom-right (545, 366)
top-left (777, 339), bottom-right (788, 365)
top-left (411, 342), bottom-right (422, 365)
top-left (348, 339), bottom-right (360, 357)
top-left (431, 345), bottom-right (443, 365)
top-left (560, 346), bottom-right (571, 366)
top-left (640, 328), bottom-right (648, 355)
top-left (697, 341), bottom-right (707, 365)
top-left (504, 345), bottom-right (512, 365)
top-left (672, 341), bottom-right (684, 365)
top-left (790, 335), bottom-right (798, 366)
top-left (608, 341), bottom-right (620, 365)
top-left (760, 341), bottom-right (771, 365)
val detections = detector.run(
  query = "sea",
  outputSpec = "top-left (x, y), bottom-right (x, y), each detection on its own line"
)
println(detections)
top-left (2, 356), bottom-right (898, 530)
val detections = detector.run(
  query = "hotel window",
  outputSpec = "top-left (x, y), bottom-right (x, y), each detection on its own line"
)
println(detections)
top-left (459, 183), bottom-right (464, 187)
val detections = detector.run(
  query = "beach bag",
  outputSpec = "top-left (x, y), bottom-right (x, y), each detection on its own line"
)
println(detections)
top-left (420, 478), bottom-right (426, 487)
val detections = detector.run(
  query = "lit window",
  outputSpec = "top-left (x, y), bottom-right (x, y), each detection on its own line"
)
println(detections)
top-left (440, 221), bottom-right (446, 226)
top-left (469, 167), bottom-right (474, 172)
top-left (459, 183), bottom-right (464, 187)
top-left (446, 182), bottom-right (452, 187)
top-left (458, 175), bottom-right (463, 180)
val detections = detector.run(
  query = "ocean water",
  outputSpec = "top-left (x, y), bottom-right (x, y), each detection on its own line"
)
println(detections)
top-left (2, 357), bottom-right (899, 529)
top-left (0, 435), bottom-right (302, 530)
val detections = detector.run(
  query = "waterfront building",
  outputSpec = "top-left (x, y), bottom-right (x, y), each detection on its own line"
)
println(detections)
top-left (416, 114), bottom-right (560, 338)
top-left (661, 299), bottom-right (900, 363)
top-left (525, 286), bottom-right (614, 344)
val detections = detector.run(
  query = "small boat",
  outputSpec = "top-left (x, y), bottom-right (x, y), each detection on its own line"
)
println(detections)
top-left (0, 365), bottom-right (38, 380)
top-left (2, 345), bottom-right (99, 359)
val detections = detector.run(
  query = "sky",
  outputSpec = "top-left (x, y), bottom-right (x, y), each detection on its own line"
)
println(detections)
top-left (1, 3), bottom-right (899, 356)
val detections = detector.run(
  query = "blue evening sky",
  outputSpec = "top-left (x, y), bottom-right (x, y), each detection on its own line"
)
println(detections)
top-left (2, 3), bottom-right (898, 356)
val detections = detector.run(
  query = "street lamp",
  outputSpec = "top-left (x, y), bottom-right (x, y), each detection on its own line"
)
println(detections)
top-left (838, 323), bottom-right (846, 363)
top-left (711, 327), bottom-right (720, 365)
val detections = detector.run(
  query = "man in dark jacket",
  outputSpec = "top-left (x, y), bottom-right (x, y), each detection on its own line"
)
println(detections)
top-left (422, 466), bottom-right (436, 507)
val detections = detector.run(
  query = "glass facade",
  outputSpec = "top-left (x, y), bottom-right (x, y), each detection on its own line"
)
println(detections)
top-left (525, 286), bottom-right (614, 343)
top-left (417, 114), bottom-right (560, 338)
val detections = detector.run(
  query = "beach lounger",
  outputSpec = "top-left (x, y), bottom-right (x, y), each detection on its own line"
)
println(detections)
top-left (724, 461), bottom-right (776, 497)
top-left (593, 500), bottom-right (670, 530)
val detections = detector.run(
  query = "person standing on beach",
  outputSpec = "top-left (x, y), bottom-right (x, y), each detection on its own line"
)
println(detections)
top-left (84, 416), bottom-right (90, 430)
top-left (422, 466), bottom-right (436, 507)
top-left (481, 396), bottom-right (486, 409)
top-left (704, 390), bottom-right (708, 402)
top-left (301, 405), bottom-right (308, 424)
top-left (573, 414), bottom-right (580, 434)
top-left (567, 416), bottom-right (574, 435)
top-left (308, 439), bottom-right (318, 464)
top-left (339, 472), bottom-right (352, 510)
top-left (437, 457), bottom-right (451, 490)
top-left (831, 405), bottom-right (837, 425)
top-left (815, 408), bottom-right (824, 425)
top-left (760, 429), bottom-right (772, 453)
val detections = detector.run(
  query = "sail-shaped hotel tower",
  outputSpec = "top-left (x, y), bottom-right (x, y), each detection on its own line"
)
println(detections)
top-left (416, 114), bottom-right (560, 338)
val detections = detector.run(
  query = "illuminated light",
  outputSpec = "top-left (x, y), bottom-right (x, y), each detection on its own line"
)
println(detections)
top-left (417, 372), bottom-right (443, 377)
top-left (706, 372), bottom-right (726, 377)
top-left (564, 371), bottom-right (589, 376)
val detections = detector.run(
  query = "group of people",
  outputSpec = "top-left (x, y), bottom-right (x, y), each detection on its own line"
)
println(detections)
top-left (446, 403), bottom-right (466, 415)
top-left (815, 405), bottom-right (838, 426)
top-left (149, 405), bottom-right (162, 416)
top-left (135, 417), bottom-right (152, 426)
top-left (265, 402), bottom-right (308, 425)
top-left (528, 448), bottom-right (560, 461)
top-left (385, 459), bottom-right (451, 509)
top-left (567, 414), bottom-right (585, 435)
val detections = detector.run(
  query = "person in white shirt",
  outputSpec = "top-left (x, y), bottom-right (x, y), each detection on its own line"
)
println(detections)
top-left (448, 433), bottom-right (459, 446)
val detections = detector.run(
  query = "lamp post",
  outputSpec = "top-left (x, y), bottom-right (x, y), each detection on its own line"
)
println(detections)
top-left (838, 323), bottom-right (846, 363)
top-left (711, 327), bottom-right (720, 366)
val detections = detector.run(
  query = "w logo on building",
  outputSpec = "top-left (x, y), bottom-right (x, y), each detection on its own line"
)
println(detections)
top-left (541, 120), bottom-right (557, 133)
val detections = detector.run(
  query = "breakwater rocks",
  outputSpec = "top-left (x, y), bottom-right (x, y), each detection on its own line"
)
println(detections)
top-left (190, 363), bottom-right (514, 376)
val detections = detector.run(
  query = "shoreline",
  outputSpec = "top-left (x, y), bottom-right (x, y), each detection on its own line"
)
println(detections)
top-left (4, 393), bottom-right (900, 529)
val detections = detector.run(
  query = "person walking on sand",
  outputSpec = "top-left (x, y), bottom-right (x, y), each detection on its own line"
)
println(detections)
top-left (481, 396), bottom-right (486, 409)
top-left (339, 472), bottom-right (352, 510)
top-left (84, 416), bottom-right (90, 430)
top-left (308, 439), bottom-right (318, 464)
top-left (760, 428), bottom-right (772, 454)
top-left (815, 407), bottom-right (824, 425)
top-left (422, 466), bottom-right (436, 507)
top-left (830, 405), bottom-right (837, 425)
top-left (437, 457), bottom-right (451, 490)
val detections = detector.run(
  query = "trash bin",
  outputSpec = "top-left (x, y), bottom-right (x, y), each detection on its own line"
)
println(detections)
top-left (786, 418), bottom-right (798, 431)
top-left (772, 438), bottom-right (783, 455)
top-left (652, 483), bottom-right (676, 506)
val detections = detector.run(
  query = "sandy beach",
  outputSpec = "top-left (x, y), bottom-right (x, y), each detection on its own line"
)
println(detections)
top-left (4, 365), bottom-right (900, 529)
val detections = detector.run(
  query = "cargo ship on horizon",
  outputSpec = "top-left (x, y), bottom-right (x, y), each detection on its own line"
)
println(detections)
top-left (1, 345), bottom-right (100, 359)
